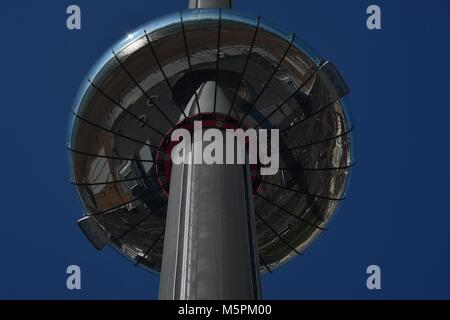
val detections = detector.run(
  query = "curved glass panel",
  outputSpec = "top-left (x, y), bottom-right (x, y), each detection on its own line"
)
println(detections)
top-left (68, 8), bottom-right (353, 274)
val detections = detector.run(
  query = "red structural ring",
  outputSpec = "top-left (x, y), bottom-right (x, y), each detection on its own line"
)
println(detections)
top-left (155, 113), bottom-right (263, 197)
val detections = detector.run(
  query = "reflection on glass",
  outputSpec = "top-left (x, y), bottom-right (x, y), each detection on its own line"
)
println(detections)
top-left (69, 9), bottom-right (353, 273)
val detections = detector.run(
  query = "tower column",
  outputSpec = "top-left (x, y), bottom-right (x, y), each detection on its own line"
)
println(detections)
top-left (188, 0), bottom-right (232, 9)
top-left (158, 82), bottom-right (261, 300)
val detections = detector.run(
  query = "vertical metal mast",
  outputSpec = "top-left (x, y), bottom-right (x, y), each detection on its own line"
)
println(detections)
top-left (159, 78), bottom-right (261, 299)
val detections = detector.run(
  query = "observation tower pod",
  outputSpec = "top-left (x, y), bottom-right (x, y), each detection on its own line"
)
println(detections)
top-left (68, 0), bottom-right (353, 300)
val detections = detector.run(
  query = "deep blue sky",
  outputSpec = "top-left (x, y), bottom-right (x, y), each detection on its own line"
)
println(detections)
top-left (1, 0), bottom-right (449, 300)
